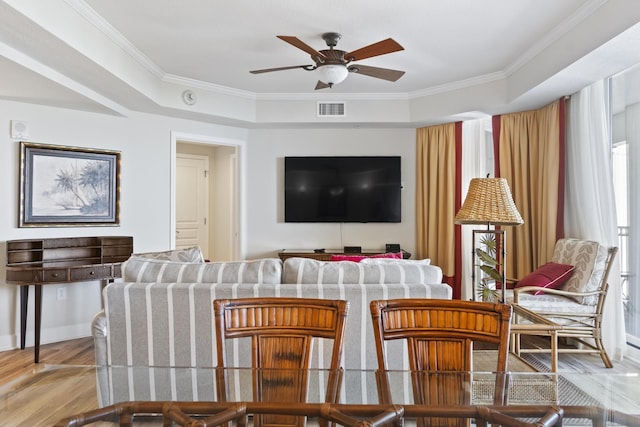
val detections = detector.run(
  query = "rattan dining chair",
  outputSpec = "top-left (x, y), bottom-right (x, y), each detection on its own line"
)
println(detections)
top-left (370, 298), bottom-right (512, 427)
top-left (213, 297), bottom-right (349, 427)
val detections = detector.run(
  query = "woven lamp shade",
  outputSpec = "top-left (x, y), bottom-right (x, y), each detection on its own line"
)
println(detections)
top-left (455, 178), bottom-right (524, 226)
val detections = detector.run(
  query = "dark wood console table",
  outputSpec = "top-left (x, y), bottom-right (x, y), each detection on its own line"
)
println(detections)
top-left (5, 236), bottom-right (133, 362)
top-left (278, 249), bottom-right (411, 262)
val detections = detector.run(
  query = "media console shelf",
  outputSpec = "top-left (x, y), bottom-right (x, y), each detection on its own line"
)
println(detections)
top-left (6, 236), bottom-right (133, 362)
top-left (278, 249), bottom-right (411, 262)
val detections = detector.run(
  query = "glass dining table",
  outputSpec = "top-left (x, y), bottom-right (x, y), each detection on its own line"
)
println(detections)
top-left (1, 364), bottom-right (639, 427)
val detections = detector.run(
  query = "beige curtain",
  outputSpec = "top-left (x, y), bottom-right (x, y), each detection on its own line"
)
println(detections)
top-left (497, 100), bottom-right (562, 279)
top-left (416, 123), bottom-right (456, 278)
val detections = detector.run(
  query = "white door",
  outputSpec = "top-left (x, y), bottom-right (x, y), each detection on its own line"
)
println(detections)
top-left (176, 154), bottom-right (209, 256)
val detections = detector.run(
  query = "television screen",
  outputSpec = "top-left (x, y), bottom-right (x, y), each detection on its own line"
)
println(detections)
top-left (285, 156), bottom-right (401, 223)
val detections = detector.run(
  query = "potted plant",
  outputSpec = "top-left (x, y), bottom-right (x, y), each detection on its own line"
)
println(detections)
top-left (475, 234), bottom-right (502, 302)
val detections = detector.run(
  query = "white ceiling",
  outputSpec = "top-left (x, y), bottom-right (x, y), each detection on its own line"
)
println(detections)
top-left (2, 0), bottom-right (640, 127)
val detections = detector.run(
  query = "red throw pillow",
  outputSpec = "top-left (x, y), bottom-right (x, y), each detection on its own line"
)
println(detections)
top-left (369, 252), bottom-right (403, 259)
top-left (515, 262), bottom-right (575, 295)
top-left (331, 254), bottom-right (366, 262)
top-left (330, 252), bottom-right (402, 262)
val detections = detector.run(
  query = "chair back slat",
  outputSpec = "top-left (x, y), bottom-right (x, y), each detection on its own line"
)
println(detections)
top-left (371, 298), bottom-right (512, 427)
top-left (214, 297), bottom-right (349, 427)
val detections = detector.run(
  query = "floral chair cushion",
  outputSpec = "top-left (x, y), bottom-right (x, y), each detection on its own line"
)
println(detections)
top-left (550, 238), bottom-right (608, 305)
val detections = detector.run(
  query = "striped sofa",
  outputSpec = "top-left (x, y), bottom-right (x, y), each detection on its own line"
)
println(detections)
top-left (92, 254), bottom-right (452, 406)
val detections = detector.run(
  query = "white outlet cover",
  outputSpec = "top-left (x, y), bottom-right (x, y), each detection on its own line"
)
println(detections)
top-left (10, 120), bottom-right (28, 139)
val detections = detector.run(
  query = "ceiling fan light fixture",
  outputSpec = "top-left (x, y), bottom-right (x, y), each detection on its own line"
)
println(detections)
top-left (316, 64), bottom-right (349, 87)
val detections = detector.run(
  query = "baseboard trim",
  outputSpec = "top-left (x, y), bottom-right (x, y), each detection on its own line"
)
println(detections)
top-left (0, 322), bottom-right (92, 352)
top-left (0, 335), bottom-right (13, 351)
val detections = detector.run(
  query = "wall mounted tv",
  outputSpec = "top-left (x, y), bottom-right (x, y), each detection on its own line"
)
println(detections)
top-left (284, 156), bottom-right (401, 223)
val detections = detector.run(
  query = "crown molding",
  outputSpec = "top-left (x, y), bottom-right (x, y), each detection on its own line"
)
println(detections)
top-left (408, 71), bottom-right (506, 100)
top-left (504, 0), bottom-right (608, 76)
top-left (64, 0), bottom-right (165, 80)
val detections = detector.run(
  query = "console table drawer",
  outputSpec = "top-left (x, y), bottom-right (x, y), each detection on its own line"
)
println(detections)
top-left (42, 269), bottom-right (69, 283)
top-left (6, 268), bottom-right (40, 283)
top-left (70, 265), bottom-right (113, 281)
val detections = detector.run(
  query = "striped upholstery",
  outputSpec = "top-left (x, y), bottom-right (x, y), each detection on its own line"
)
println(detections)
top-left (96, 280), bottom-right (451, 406)
top-left (122, 256), bottom-right (282, 284)
top-left (283, 257), bottom-right (443, 285)
top-left (133, 246), bottom-right (205, 263)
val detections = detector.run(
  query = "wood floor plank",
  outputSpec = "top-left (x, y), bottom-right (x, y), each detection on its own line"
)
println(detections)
top-left (0, 337), bottom-right (95, 386)
top-left (1, 366), bottom-right (98, 426)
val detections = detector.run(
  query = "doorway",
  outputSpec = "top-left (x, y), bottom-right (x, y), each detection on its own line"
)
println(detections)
top-left (176, 153), bottom-right (210, 255)
top-left (171, 133), bottom-right (242, 261)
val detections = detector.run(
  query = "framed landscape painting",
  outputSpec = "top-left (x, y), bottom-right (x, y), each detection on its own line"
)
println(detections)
top-left (19, 142), bottom-right (121, 227)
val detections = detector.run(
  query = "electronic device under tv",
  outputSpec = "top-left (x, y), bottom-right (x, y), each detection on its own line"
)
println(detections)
top-left (284, 156), bottom-right (401, 223)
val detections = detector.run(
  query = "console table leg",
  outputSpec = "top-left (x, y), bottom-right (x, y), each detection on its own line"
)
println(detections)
top-left (34, 284), bottom-right (42, 363)
top-left (19, 285), bottom-right (28, 350)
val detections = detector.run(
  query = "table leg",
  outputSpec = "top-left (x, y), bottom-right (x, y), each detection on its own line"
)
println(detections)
top-left (34, 284), bottom-right (42, 363)
top-left (550, 331), bottom-right (558, 373)
top-left (19, 285), bottom-right (29, 350)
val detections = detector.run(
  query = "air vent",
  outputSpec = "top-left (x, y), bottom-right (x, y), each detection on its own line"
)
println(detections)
top-left (317, 102), bottom-right (346, 117)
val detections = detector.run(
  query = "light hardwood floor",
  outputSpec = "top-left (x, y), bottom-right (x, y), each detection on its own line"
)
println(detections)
top-left (1, 336), bottom-right (639, 426)
top-left (0, 337), bottom-right (95, 387)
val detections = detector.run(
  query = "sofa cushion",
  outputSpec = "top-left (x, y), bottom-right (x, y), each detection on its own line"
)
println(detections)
top-left (508, 291), bottom-right (596, 326)
top-left (550, 238), bottom-right (608, 305)
top-left (122, 256), bottom-right (282, 284)
top-left (515, 262), bottom-right (575, 295)
top-left (133, 246), bottom-right (205, 263)
top-left (283, 257), bottom-right (443, 285)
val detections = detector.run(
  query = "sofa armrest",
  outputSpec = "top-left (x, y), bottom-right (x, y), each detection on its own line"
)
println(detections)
top-left (91, 309), bottom-right (108, 366)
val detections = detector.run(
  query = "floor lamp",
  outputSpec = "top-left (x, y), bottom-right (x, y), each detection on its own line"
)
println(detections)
top-left (455, 177), bottom-right (523, 303)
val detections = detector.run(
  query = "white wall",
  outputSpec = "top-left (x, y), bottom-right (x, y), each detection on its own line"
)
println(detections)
top-left (0, 99), bottom-right (247, 351)
top-left (0, 99), bottom-right (418, 352)
top-left (245, 128), bottom-right (417, 259)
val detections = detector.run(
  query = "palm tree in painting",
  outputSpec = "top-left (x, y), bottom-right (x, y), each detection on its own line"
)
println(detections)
top-left (55, 165), bottom-right (87, 209)
top-left (55, 160), bottom-right (109, 214)
top-left (78, 161), bottom-right (110, 213)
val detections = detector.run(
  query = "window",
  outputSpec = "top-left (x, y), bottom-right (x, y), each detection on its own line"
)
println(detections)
top-left (611, 67), bottom-right (640, 348)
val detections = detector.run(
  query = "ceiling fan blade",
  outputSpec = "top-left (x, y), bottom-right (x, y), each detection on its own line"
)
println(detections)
top-left (250, 65), bottom-right (312, 74)
top-left (348, 64), bottom-right (405, 82)
top-left (277, 36), bottom-right (325, 60)
top-left (344, 38), bottom-right (404, 61)
top-left (315, 81), bottom-right (331, 90)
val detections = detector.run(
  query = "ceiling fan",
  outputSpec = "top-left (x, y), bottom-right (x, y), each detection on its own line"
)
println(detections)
top-left (250, 32), bottom-right (405, 90)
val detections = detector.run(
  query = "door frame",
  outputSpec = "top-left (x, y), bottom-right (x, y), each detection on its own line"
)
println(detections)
top-left (170, 131), bottom-right (245, 260)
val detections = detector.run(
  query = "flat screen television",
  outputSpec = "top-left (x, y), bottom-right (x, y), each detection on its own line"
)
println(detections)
top-left (284, 156), bottom-right (401, 223)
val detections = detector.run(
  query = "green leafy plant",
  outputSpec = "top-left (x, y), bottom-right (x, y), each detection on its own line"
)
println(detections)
top-left (475, 234), bottom-right (502, 301)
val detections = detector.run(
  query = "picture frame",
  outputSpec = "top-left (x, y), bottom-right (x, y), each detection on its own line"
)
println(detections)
top-left (19, 142), bottom-right (121, 227)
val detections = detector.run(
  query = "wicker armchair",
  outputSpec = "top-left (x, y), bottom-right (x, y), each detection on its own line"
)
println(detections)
top-left (213, 297), bottom-right (349, 427)
top-left (370, 299), bottom-right (512, 427)
top-left (511, 238), bottom-right (618, 368)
